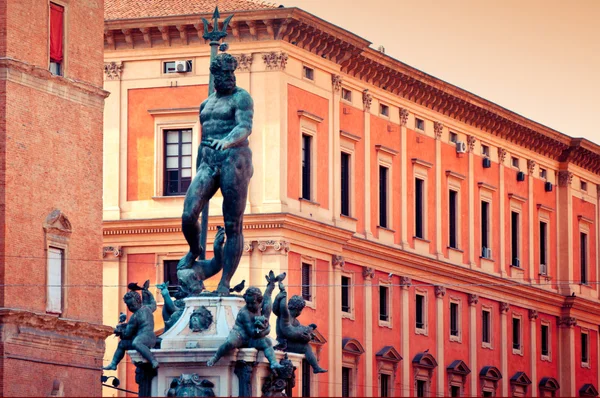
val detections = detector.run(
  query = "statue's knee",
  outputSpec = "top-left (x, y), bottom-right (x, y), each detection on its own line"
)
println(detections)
top-left (182, 211), bottom-right (197, 226)
top-left (224, 220), bottom-right (241, 234)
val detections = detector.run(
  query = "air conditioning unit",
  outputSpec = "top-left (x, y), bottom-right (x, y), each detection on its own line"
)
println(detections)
top-left (174, 60), bottom-right (190, 73)
top-left (545, 181), bottom-right (553, 192)
top-left (540, 263), bottom-right (547, 275)
top-left (513, 258), bottom-right (521, 267)
top-left (483, 157), bottom-right (492, 168)
top-left (455, 141), bottom-right (467, 154)
top-left (482, 247), bottom-right (492, 259)
top-left (517, 171), bottom-right (525, 181)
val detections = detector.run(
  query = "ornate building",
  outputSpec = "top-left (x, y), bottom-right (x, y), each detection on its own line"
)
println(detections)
top-left (102, 0), bottom-right (600, 396)
top-left (0, 0), bottom-right (111, 396)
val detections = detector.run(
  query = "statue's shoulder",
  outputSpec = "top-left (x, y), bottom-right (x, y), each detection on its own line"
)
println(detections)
top-left (233, 87), bottom-right (253, 107)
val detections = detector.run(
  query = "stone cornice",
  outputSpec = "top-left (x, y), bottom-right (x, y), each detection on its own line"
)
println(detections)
top-left (1, 57), bottom-right (109, 109)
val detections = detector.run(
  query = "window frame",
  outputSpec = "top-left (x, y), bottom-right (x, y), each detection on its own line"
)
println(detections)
top-left (301, 358), bottom-right (311, 397)
top-left (540, 321), bottom-right (551, 361)
top-left (43, 210), bottom-right (71, 316)
top-left (49, 1), bottom-right (67, 76)
top-left (482, 306), bottom-right (493, 348)
top-left (510, 209), bottom-right (521, 267)
top-left (379, 372), bottom-right (392, 397)
top-left (449, 131), bottom-right (458, 144)
top-left (163, 259), bottom-right (180, 295)
top-left (163, 128), bottom-right (194, 196)
top-left (301, 257), bottom-right (317, 308)
top-left (379, 103), bottom-right (390, 117)
top-left (580, 231), bottom-right (589, 285)
top-left (481, 144), bottom-right (490, 157)
top-left (341, 151), bottom-right (351, 217)
top-left (303, 65), bottom-right (315, 81)
top-left (379, 165), bottom-right (390, 229)
top-left (341, 87), bottom-right (352, 103)
top-left (581, 329), bottom-right (590, 367)
top-left (378, 281), bottom-right (392, 328)
top-left (415, 117), bottom-right (425, 132)
top-left (342, 366), bottom-right (353, 397)
top-left (341, 272), bottom-right (354, 319)
top-left (449, 188), bottom-right (459, 250)
top-left (415, 290), bottom-right (428, 335)
top-left (539, 217), bottom-right (549, 276)
top-left (415, 177), bottom-right (426, 239)
top-left (512, 314), bottom-right (523, 355)
top-left (46, 246), bottom-right (65, 314)
top-left (301, 133), bottom-right (313, 201)
top-left (511, 156), bottom-right (520, 169)
top-left (449, 298), bottom-right (461, 342)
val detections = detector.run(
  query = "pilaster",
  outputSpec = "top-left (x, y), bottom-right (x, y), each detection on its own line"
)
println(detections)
top-left (400, 276), bottom-right (411, 397)
top-left (468, 136), bottom-right (476, 267)
top-left (498, 148), bottom-right (507, 276)
top-left (363, 267), bottom-right (374, 396)
top-left (332, 75), bottom-right (342, 224)
top-left (435, 285), bottom-right (446, 394)
top-left (331, 255), bottom-right (345, 396)
top-left (363, 90), bottom-right (373, 238)
top-left (434, 122), bottom-right (443, 258)
top-left (500, 301), bottom-right (509, 396)
top-left (529, 309), bottom-right (538, 396)
top-left (558, 171), bottom-right (574, 294)
top-left (468, 294), bottom-right (478, 396)
top-left (400, 109), bottom-right (409, 249)
top-left (558, 316), bottom-right (577, 396)
top-left (528, 160), bottom-right (536, 282)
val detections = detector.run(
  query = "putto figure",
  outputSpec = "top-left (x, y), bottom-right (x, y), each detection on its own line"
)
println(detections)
top-left (207, 271), bottom-right (286, 371)
top-left (178, 52), bottom-right (254, 295)
top-left (273, 282), bottom-right (327, 374)
top-left (103, 286), bottom-right (159, 370)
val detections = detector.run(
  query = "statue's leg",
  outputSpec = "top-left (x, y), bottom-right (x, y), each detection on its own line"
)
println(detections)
top-left (256, 338), bottom-right (284, 371)
top-left (305, 345), bottom-right (327, 373)
top-left (132, 336), bottom-right (159, 368)
top-left (181, 156), bottom-right (219, 266)
top-left (217, 147), bottom-right (253, 294)
top-left (103, 340), bottom-right (131, 370)
top-left (207, 331), bottom-right (244, 366)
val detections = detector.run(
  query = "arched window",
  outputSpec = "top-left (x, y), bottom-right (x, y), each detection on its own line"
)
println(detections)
top-left (479, 366), bottom-right (502, 397)
top-left (413, 352), bottom-right (438, 397)
top-left (538, 377), bottom-right (560, 397)
top-left (376, 346), bottom-right (402, 397)
top-left (447, 360), bottom-right (471, 397)
top-left (510, 372), bottom-right (531, 397)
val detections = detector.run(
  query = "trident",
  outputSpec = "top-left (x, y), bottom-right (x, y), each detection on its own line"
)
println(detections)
top-left (197, 7), bottom-right (233, 260)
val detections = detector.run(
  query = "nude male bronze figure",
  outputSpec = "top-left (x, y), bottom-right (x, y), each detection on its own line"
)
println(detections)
top-left (178, 53), bottom-right (253, 295)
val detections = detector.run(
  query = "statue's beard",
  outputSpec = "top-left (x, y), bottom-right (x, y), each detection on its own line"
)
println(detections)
top-left (215, 75), bottom-right (236, 92)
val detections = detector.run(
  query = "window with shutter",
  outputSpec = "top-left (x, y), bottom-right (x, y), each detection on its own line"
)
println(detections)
top-left (581, 232), bottom-right (588, 284)
top-left (415, 178), bottom-right (424, 238)
top-left (379, 166), bottom-right (388, 228)
top-left (49, 3), bottom-right (64, 76)
top-left (341, 152), bottom-right (350, 216)
top-left (511, 211), bottom-right (520, 266)
top-left (341, 276), bottom-right (350, 313)
top-left (301, 262), bottom-right (311, 301)
top-left (482, 310), bottom-right (491, 344)
top-left (47, 247), bottom-right (64, 313)
top-left (342, 367), bottom-right (351, 397)
top-left (380, 374), bottom-right (390, 397)
top-left (302, 134), bottom-right (312, 200)
top-left (449, 190), bottom-right (458, 248)
top-left (379, 286), bottom-right (389, 321)
top-left (302, 359), bottom-right (311, 396)
top-left (416, 294), bottom-right (425, 329)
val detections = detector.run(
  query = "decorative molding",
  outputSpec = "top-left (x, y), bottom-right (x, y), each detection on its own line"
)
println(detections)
top-left (527, 159), bottom-right (536, 175)
top-left (103, 61), bottom-right (123, 80)
top-left (297, 110), bottom-right (324, 123)
top-left (233, 53), bottom-right (253, 72)
top-left (558, 316), bottom-right (577, 327)
top-left (400, 276), bottom-right (412, 288)
top-left (362, 89), bottom-right (372, 112)
top-left (528, 309), bottom-right (538, 320)
top-left (340, 130), bottom-right (361, 142)
top-left (536, 204), bottom-right (554, 213)
top-left (375, 144), bottom-right (398, 157)
top-left (578, 215), bottom-right (594, 225)
top-left (332, 255), bottom-right (345, 268)
top-left (104, 222), bottom-right (285, 235)
top-left (498, 148), bottom-right (508, 164)
top-left (332, 74), bottom-right (343, 92)
top-left (256, 240), bottom-right (289, 253)
top-left (468, 294), bottom-right (479, 306)
top-left (433, 122), bottom-right (443, 140)
top-left (500, 302), bottom-right (510, 313)
top-left (103, 246), bottom-right (122, 258)
top-left (467, 135), bottom-right (477, 152)
top-left (508, 193), bottom-right (528, 203)
top-left (411, 158), bottom-right (433, 169)
top-left (262, 51), bottom-right (288, 70)
top-left (147, 107), bottom-right (198, 115)
top-left (478, 182), bottom-right (497, 192)
top-left (43, 209), bottom-right (72, 236)
top-left (446, 170), bottom-right (466, 181)
top-left (362, 267), bottom-right (375, 280)
top-left (400, 108), bottom-right (409, 126)
top-left (434, 285), bottom-right (446, 298)
top-left (243, 241), bottom-right (254, 253)
top-left (558, 171), bottom-right (573, 187)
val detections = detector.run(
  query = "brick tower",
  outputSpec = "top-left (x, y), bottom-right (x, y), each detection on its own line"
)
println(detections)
top-left (0, 0), bottom-right (111, 396)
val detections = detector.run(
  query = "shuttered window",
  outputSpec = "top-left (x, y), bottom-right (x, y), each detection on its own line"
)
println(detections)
top-left (380, 374), bottom-right (390, 397)
top-left (47, 247), bottom-right (64, 313)
top-left (449, 190), bottom-right (458, 248)
top-left (342, 367), bottom-right (351, 397)
top-left (341, 276), bottom-right (350, 313)
top-left (379, 286), bottom-right (389, 321)
top-left (302, 134), bottom-right (312, 200)
top-left (302, 359), bottom-right (311, 397)
top-left (301, 262), bottom-right (311, 301)
top-left (379, 166), bottom-right (388, 228)
top-left (341, 152), bottom-right (350, 216)
top-left (415, 178), bottom-right (424, 238)
top-left (581, 232), bottom-right (588, 284)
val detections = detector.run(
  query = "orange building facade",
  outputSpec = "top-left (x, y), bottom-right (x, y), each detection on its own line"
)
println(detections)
top-left (102, 1), bottom-right (600, 396)
top-left (0, 0), bottom-right (111, 396)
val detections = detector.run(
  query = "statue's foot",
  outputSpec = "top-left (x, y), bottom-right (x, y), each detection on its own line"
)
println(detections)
top-left (177, 251), bottom-right (197, 270)
top-left (151, 360), bottom-right (159, 369)
top-left (313, 367), bottom-right (328, 374)
top-left (270, 363), bottom-right (284, 372)
top-left (103, 363), bottom-right (117, 371)
top-left (206, 357), bottom-right (217, 367)
top-left (215, 284), bottom-right (230, 296)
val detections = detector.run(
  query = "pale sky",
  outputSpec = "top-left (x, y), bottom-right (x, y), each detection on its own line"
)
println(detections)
top-left (277, 0), bottom-right (600, 145)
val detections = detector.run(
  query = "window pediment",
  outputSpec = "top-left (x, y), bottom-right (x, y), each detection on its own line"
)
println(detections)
top-left (376, 345), bottom-right (402, 363)
top-left (412, 352), bottom-right (438, 369)
top-left (510, 371), bottom-right (532, 386)
top-left (310, 328), bottom-right (327, 345)
top-left (342, 337), bottom-right (365, 356)
top-left (480, 366), bottom-right (502, 381)
top-left (580, 383), bottom-right (599, 397)
top-left (447, 359), bottom-right (471, 376)
top-left (43, 209), bottom-right (72, 235)
top-left (539, 377), bottom-right (560, 392)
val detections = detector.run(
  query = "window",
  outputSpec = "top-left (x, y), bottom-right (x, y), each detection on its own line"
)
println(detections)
top-left (341, 152), bottom-right (350, 216)
top-left (302, 359), bottom-right (311, 397)
top-left (380, 373), bottom-right (390, 397)
top-left (481, 144), bottom-right (490, 157)
top-left (416, 293), bottom-right (425, 330)
top-left (511, 156), bottom-right (519, 168)
top-left (379, 285), bottom-right (389, 322)
top-left (511, 211), bottom-right (520, 266)
top-left (342, 88), bottom-right (352, 102)
top-left (539, 168), bottom-right (547, 179)
top-left (341, 276), bottom-right (351, 313)
top-left (540, 221), bottom-right (548, 275)
top-left (482, 309), bottom-right (491, 345)
top-left (415, 178), bottom-right (424, 238)
top-left (342, 367), bottom-right (352, 397)
top-left (380, 104), bottom-right (389, 117)
top-left (163, 260), bottom-right (180, 295)
top-left (47, 247), bottom-right (64, 313)
top-left (415, 118), bottom-right (425, 131)
top-left (379, 166), bottom-right (389, 228)
top-left (49, 3), bottom-right (65, 76)
top-left (581, 331), bottom-right (589, 365)
top-left (416, 380), bottom-right (426, 397)
top-left (449, 132), bottom-right (458, 143)
top-left (481, 201), bottom-right (490, 257)
top-left (449, 190), bottom-right (458, 249)
top-left (482, 391), bottom-right (493, 397)
top-left (164, 129), bottom-right (192, 196)
top-left (303, 65), bottom-right (314, 80)
top-left (581, 180), bottom-right (588, 191)
top-left (451, 386), bottom-right (460, 397)
top-left (163, 60), bottom-right (192, 73)
top-left (301, 262), bottom-right (312, 301)
top-left (450, 302), bottom-right (459, 338)
top-left (581, 232), bottom-right (588, 284)
top-left (541, 324), bottom-right (549, 358)
top-left (513, 317), bottom-right (521, 351)
top-left (302, 134), bottom-right (312, 200)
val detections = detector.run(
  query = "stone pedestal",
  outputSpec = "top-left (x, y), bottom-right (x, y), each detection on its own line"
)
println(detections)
top-left (128, 295), bottom-right (302, 396)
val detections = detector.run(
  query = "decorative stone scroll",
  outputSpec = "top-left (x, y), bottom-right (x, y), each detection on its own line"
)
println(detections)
top-left (243, 241), bottom-right (254, 253)
top-left (498, 148), bottom-right (507, 164)
top-left (362, 89), bottom-right (372, 112)
top-left (558, 171), bottom-right (573, 187)
top-left (558, 316), bottom-right (577, 327)
top-left (256, 240), bottom-right (289, 253)
top-left (434, 285), bottom-right (446, 298)
top-left (433, 122), bottom-right (443, 140)
top-left (104, 62), bottom-right (123, 80)
top-left (234, 53), bottom-right (253, 72)
top-left (528, 309), bottom-right (538, 320)
top-left (332, 255), bottom-right (345, 269)
top-left (400, 276), bottom-right (412, 288)
top-left (468, 294), bottom-right (479, 306)
top-left (527, 160), bottom-right (536, 175)
top-left (262, 52), bottom-right (288, 70)
top-left (332, 75), bottom-right (343, 92)
top-left (400, 108), bottom-right (409, 126)
top-left (362, 267), bottom-right (375, 280)
top-left (467, 136), bottom-right (477, 152)
top-left (500, 302), bottom-right (510, 313)
top-left (103, 246), bottom-right (122, 258)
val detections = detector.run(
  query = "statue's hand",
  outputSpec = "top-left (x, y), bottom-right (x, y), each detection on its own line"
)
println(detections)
top-left (209, 138), bottom-right (232, 151)
top-left (214, 226), bottom-right (225, 247)
top-left (156, 282), bottom-right (168, 292)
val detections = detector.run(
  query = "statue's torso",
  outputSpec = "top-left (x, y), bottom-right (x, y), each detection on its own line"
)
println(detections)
top-left (199, 88), bottom-right (248, 145)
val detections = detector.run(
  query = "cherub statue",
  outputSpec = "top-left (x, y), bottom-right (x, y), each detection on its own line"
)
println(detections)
top-left (273, 282), bottom-right (327, 374)
top-left (177, 226), bottom-right (226, 295)
top-left (103, 284), bottom-right (159, 370)
top-left (167, 374), bottom-right (215, 397)
top-left (206, 271), bottom-right (286, 371)
top-left (156, 283), bottom-right (187, 332)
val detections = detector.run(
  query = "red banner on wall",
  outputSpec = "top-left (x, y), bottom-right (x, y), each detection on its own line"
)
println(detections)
top-left (50, 3), bottom-right (64, 62)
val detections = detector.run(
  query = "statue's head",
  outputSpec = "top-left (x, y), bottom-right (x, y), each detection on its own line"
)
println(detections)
top-left (243, 287), bottom-right (263, 312)
top-left (288, 295), bottom-right (306, 318)
top-left (123, 291), bottom-right (142, 312)
top-left (210, 53), bottom-right (237, 94)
